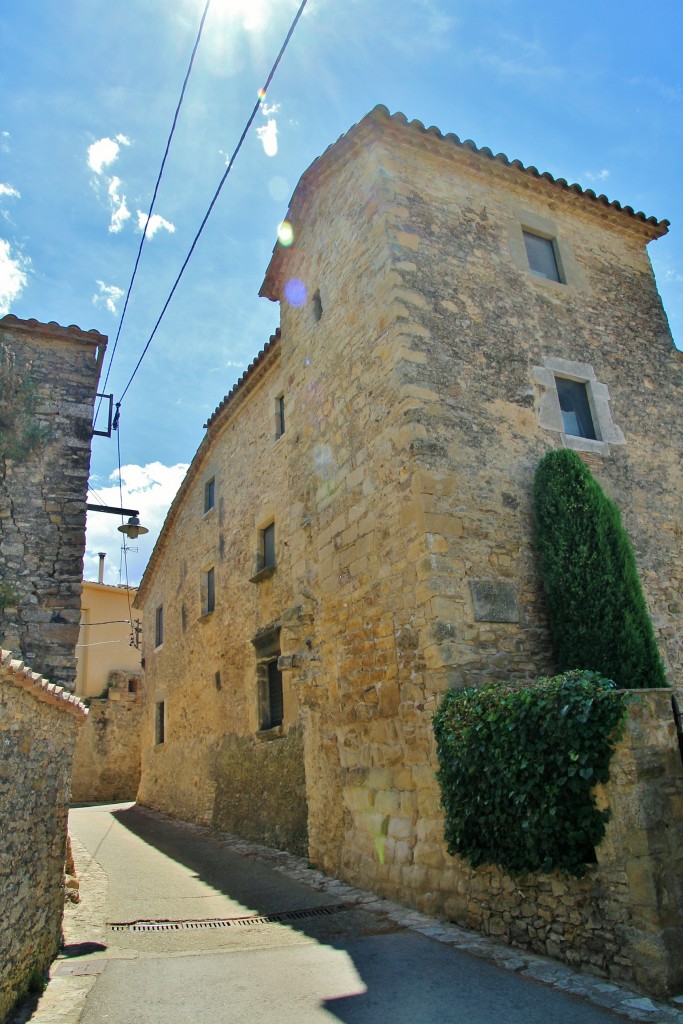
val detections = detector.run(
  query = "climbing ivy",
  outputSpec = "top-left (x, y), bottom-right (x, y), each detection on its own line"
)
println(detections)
top-left (432, 671), bottom-right (629, 877)
top-left (0, 343), bottom-right (50, 461)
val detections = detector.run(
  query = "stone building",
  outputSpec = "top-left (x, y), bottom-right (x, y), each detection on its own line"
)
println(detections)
top-left (0, 315), bottom-right (106, 690)
top-left (135, 107), bottom-right (682, 993)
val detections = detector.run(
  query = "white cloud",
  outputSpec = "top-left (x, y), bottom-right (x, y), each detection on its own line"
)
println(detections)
top-left (261, 102), bottom-right (281, 117)
top-left (108, 176), bottom-right (130, 233)
top-left (0, 238), bottom-right (30, 314)
top-left (0, 184), bottom-right (20, 199)
top-left (85, 461), bottom-right (189, 586)
top-left (585, 169), bottom-right (610, 182)
top-left (87, 134), bottom-right (130, 175)
top-left (256, 119), bottom-right (278, 157)
top-left (136, 211), bottom-right (176, 239)
top-left (93, 280), bottom-right (124, 315)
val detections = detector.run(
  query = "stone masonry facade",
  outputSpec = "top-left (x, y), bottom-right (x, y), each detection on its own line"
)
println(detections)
top-left (0, 649), bottom-right (87, 1020)
top-left (71, 670), bottom-right (143, 804)
top-left (136, 107), bottom-right (683, 995)
top-left (0, 316), bottom-right (106, 691)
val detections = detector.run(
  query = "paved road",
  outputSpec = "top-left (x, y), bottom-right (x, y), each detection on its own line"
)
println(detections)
top-left (12, 803), bottom-right (680, 1024)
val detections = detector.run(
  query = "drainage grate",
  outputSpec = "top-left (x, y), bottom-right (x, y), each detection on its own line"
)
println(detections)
top-left (108, 904), bottom-right (346, 933)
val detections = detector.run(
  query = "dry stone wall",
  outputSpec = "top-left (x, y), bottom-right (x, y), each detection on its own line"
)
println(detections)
top-left (71, 671), bottom-right (143, 803)
top-left (0, 650), bottom-right (87, 1020)
top-left (0, 316), bottom-right (105, 690)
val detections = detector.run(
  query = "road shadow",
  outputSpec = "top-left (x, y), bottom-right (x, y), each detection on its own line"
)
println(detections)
top-left (101, 803), bottom-right (623, 1024)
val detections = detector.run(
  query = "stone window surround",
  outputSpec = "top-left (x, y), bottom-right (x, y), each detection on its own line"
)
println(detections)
top-left (250, 517), bottom-right (276, 583)
top-left (532, 356), bottom-right (625, 455)
top-left (251, 626), bottom-right (284, 737)
top-left (154, 604), bottom-right (164, 651)
top-left (154, 697), bottom-right (166, 747)
top-left (199, 564), bottom-right (216, 618)
top-left (203, 474), bottom-right (216, 516)
top-left (274, 394), bottom-right (285, 440)
top-left (509, 209), bottom-right (585, 292)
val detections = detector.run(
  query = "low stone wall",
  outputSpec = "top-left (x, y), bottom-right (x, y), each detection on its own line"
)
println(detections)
top-left (0, 650), bottom-right (87, 1020)
top-left (212, 724), bottom-right (308, 857)
top-left (71, 672), bottom-right (142, 804)
top-left (336, 688), bottom-right (683, 998)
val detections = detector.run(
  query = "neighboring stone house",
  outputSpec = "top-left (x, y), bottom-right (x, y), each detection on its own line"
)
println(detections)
top-left (0, 315), bottom-right (106, 691)
top-left (70, 579), bottom-right (143, 803)
top-left (135, 107), bottom-right (682, 993)
top-left (0, 649), bottom-right (87, 1020)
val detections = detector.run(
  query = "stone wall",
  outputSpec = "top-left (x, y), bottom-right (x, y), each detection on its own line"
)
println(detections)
top-left (0, 649), bottom-right (87, 1020)
top-left (71, 671), bottom-right (142, 804)
top-left (0, 316), bottom-right (106, 691)
top-left (136, 339), bottom-right (307, 849)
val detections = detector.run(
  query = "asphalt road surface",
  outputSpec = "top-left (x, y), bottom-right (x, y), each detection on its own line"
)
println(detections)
top-left (26, 803), bottom-right (646, 1023)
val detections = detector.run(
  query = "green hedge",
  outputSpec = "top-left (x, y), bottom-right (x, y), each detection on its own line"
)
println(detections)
top-left (533, 449), bottom-right (667, 689)
top-left (433, 671), bottom-right (629, 877)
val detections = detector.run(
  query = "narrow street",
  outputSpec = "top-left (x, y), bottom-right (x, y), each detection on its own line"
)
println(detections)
top-left (11, 804), bottom-right (681, 1024)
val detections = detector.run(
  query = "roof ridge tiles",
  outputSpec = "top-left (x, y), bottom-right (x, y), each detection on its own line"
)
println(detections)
top-left (0, 648), bottom-right (88, 719)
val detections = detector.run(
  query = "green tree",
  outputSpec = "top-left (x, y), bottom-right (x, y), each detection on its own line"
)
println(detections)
top-left (532, 449), bottom-right (667, 689)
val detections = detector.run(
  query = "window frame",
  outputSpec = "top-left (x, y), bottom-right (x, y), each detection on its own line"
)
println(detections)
top-left (275, 395), bottom-right (285, 439)
top-left (200, 565), bottom-right (216, 617)
top-left (252, 628), bottom-right (284, 733)
top-left (154, 604), bottom-right (164, 649)
top-left (532, 356), bottom-right (625, 455)
top-left (522, 229), bottom-right (563, 283)
top-left (250, 521), bottom-right (276, 582)
top-left (204, 476), bottom-right (216, 514)
top-left (154, 700), bottom-right (166, 745)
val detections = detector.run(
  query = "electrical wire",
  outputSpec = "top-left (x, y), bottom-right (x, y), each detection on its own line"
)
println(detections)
top-left (117, 0), bottom-right (309, 407)
top-left (95, 0), bottom-right (213, 422)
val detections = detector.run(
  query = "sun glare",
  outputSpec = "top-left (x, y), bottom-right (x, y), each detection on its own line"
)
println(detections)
top-left (211, 0), bottom-right (268, 32)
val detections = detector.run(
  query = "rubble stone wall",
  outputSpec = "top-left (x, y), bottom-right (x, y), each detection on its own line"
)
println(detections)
top-left (71, 671), bottom-right (143, 803)
top-left (0, 316), bottom-right (105, 690)
top-left (0, 651), bottom-right (86, 1020)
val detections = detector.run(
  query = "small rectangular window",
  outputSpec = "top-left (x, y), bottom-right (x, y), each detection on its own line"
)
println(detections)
top-left (155, 605), bottom-right (164, 648)
top-left (555, 377), bottom-right (597, 439)
top-left (204, 477), bottom-right (215, 513)
top-left (201, 566), bottom-right (215, 616)
top-left (266, 659), bottom-right (284, 728)
top-left (155, 700), bottom-right (165, 744)
top-left (262, 523), bottom-right (275, 570)
top-left (523, 231), bottom-right (561, 283)
top-left (276, 395), bottom-right (285, 438)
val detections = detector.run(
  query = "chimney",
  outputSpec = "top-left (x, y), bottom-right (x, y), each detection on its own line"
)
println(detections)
top-left (98, 552), bottom-right (106, 584)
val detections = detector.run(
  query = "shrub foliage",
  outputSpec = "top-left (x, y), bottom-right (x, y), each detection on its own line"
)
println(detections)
top-left (533, 449), bottom-right (667, 689)
top-left (432, 671), bottom-right (629, 877)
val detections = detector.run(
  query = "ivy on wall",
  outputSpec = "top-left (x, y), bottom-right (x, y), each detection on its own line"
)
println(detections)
top-left (432, 671), bottom-right (629, 877)
top-left (0, 343), bottom-right (49, 462)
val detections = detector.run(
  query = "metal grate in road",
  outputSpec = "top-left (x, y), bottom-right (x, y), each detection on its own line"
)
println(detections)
top-left (108, 903), bottom-right (347, 932)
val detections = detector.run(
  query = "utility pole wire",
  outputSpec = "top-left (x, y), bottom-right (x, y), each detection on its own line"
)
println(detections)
top-left (117, 0), bottom-right (309, 406)
top-left (95, 0), bottom-right (213, 422)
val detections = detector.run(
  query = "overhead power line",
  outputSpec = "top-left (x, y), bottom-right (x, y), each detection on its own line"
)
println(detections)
top-left (117, 0), bottom-right (309, 407)
top-left (96, 0), bottom-right (213, 420)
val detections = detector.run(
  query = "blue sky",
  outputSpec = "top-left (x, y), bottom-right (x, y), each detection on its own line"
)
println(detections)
top-left (1, 0), bottom-right (681, 584)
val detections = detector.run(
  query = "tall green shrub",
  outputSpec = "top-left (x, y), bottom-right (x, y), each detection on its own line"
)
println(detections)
top-left (532, 449), bottom-right (666, 689)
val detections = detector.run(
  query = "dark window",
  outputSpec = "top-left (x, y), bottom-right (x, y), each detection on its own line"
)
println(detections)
top-left (204, 566), bottom-right (215, 614)
top-left (214, 671), bottom-right (222, 692)
top-left (155, 701), bottom-right (165, 744)
top-left (262, 523), bottom-right (275, 570)
top-left (312, 289), bottom-right (323, 322)
top-left (523, 231), bottom-right (562, 283)
top-left (128, 678), bottom-right (139, 694)
top-left (266, 660), bottom-right (284, 728)
top-left (252, 628), bottom-right (284, 731)
top-left (204, 477), bottom-right (215, 513)
top-left (155, 605), bottom-right (164, 647)
top-left (276, 396), bottom-right (285, 438)
top-left (555, 377), bottom-right (597, 439)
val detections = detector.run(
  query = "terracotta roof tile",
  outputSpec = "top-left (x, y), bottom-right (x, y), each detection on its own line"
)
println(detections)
top-left (0, 649), bottom-right (88, 719)
top-left (0, 313), bottom-right (107, 346)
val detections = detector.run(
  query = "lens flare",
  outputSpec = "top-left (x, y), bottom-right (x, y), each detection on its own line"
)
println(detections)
top-left (284, 278), bottom-right (307, 308)
top-left (278, 221), bottom-right (294, 247)
top-left (258, 88), bottom-right (267, 104)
